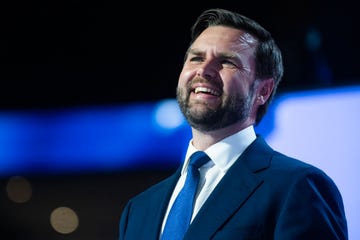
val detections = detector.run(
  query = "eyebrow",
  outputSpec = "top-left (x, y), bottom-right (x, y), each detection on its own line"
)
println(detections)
top-left (187, 48), bottom-right (238, 59)
top-left (187, 48), bottom-right (203, 56)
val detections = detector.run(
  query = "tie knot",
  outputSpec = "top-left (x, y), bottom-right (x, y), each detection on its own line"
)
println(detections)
top-left (189, 151), bottom-right (210, 169)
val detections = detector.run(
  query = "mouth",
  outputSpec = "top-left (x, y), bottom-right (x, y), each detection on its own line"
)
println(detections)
top-left (193, 87), bottom-right (221, 96)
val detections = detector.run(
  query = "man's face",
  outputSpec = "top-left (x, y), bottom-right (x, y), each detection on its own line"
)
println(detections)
top-left (176, 25), bottom-right (259, 131)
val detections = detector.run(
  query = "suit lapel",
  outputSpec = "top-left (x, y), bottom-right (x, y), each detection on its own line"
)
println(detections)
top-left (184, 137), bottom-right (273, 239)
top-left (142, 168), bottom-right (182, 239)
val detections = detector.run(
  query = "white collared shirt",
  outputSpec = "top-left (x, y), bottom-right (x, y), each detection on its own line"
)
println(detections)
top-left (160, 125), bottom-right (257, 235)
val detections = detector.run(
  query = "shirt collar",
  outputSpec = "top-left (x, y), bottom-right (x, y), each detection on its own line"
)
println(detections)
top-left (182, 125), bottom-right (257, 175)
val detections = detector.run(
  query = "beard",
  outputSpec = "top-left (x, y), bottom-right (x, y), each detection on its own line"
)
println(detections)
top-left (176, 85), bottom-right (253, 132)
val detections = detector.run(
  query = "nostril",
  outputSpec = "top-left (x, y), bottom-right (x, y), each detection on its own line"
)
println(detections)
top-left (196, 68), bottom-right (203, 76)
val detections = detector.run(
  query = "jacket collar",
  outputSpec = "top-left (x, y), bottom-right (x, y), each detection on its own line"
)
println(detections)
top-left (184, 136), bottom-right (273, 239)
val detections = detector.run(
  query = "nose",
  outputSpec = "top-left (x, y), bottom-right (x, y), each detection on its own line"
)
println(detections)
top-left (196, 63), bottom-right (217, 79)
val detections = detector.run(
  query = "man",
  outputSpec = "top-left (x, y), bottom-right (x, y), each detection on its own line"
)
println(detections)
top-left (119, 8), bottom-right (348, 240)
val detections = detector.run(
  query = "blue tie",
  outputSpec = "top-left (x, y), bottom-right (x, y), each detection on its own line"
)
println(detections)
top-left (161, 151), bottom-right (210, 240)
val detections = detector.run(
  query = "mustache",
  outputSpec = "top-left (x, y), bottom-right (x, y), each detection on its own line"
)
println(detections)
top-left (189, 76), bottom-right (223, 90)
top-left (190, 76), bottom-right (209, 85)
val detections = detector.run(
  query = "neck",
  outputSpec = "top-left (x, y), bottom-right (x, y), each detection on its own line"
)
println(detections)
top-left (191, 120), bottom-right (254, 150)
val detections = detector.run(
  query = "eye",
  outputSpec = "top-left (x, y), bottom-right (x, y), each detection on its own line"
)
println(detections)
top-left (221, 59), bottom-right (239, 69)
top-left (189, 56), bottom-right (204, 62)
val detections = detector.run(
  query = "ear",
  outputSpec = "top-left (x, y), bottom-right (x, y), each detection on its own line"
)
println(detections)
top-left (256, 78), bottom-right (274, 105)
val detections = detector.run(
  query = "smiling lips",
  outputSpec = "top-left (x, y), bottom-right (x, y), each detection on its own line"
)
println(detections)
top-left (194, 87), bottom-right (220, 96)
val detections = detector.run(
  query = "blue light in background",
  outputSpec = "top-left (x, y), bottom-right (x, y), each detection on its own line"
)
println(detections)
top-left (0, 100), bottom-right (191, 175)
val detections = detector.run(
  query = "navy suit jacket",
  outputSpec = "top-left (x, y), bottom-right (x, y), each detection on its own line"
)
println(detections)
top-left (119, 136), bottom-right (348, 239)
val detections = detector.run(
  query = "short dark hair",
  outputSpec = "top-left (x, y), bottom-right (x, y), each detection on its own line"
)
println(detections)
top-left (189, 8), bottom-right (284, 125)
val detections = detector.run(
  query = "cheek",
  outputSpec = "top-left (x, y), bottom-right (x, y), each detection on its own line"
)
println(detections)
top-left (224, 79), bottom-right (249, 97)
top-left (178, 68), bottom-right (195, 87)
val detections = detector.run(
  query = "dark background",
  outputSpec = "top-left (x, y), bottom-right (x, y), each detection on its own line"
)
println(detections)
top-left (1, 0), bottom-right (359, 109)
top-left (0, 0), bottom-right (359, 239)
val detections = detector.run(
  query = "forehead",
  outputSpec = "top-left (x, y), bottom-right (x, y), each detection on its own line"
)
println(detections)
top-left (191, 25), bottom-right (258, 53)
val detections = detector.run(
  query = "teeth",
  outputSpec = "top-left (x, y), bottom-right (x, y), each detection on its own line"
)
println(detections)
top-left (195, 87), bottom-right (219, 96)
top-left (195, 87), bottom-right (206, 94)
